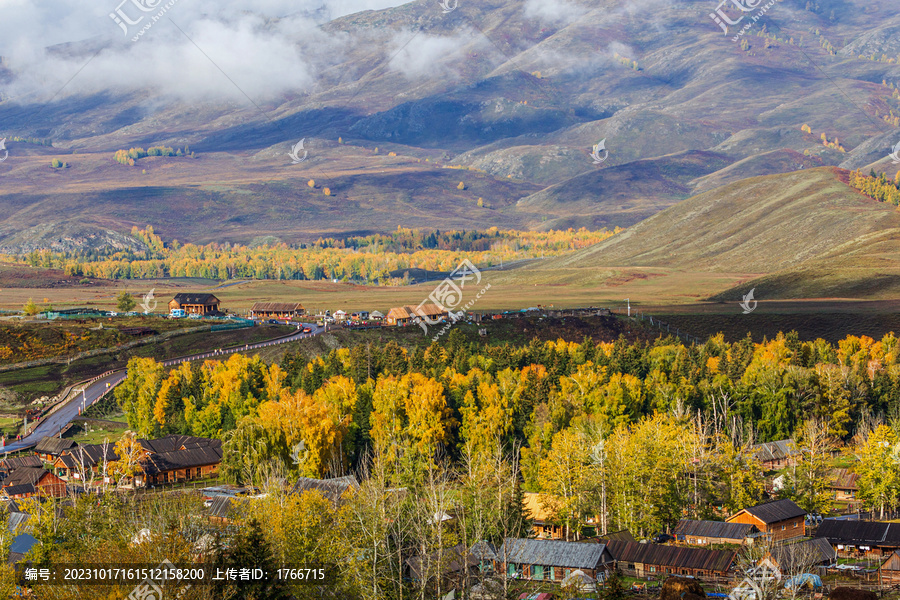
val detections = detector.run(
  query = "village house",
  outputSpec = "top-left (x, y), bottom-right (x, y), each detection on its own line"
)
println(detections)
top-left (54, 435), bottom-right (221, 487)
top-left (168, 293), bottom-right (221, 315)
top-left (751, 439), bottom-right (798, 470)
top-left (606, 540), bottom-right (735, 580)
top-left (1, 466), bottom-right (67, 499)
top-left (726, 498), bottom-right (807, 543)
top-left (816, 519), bottom-right (900, 558)
top-left (0, 456), bottom-right (43, 482)
top-left (54, 443), bottom-right (118, 481)
top-left (138, 435), bottom-right (222, 486)
top-left (249, 302), bottom-right (305, 320)
top-left (523, 492), bottom-right (565, 540)
top-left (32, 437), bottom-right (76, 463)
top-left (498, 538), bottom-right (614, 583)
top-left (829, 468), bottom-right (860, 504)
top-left (768, 538), bottom-right (836, 572)
top-left (673, 519), bottom-right (758, 546)
top-left (385, 304), bottom-right (448, 326)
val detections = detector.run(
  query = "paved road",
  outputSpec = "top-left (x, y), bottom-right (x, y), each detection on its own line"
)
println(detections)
top-left (2, 322), bottom-right (325, 454)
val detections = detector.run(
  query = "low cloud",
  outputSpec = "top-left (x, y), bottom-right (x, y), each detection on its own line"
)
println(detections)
top-left (0, 0), bottom-right (410, 102)
top-left (388, 30), bottom-right (483, 80)
top-left (523, 0), bottom-right (588, 25)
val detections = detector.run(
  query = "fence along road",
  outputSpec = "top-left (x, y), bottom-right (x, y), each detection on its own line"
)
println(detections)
top-left (2, 322), bottom-right (324, 455)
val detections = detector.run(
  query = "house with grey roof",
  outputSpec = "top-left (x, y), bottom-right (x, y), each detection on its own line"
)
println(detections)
top-left (674, 519), bottom-right (758, 545)
top-left (497, 538), bottom-right (613, 583)
top-left (606, 540), bottom-right (735, 580)
top-left (727, 498), bottom-right (807, 543)
top-left (751, 439), bottom-right (798, 470)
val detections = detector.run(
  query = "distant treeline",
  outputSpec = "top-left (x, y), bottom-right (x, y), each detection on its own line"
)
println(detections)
top-left (11, 225), bottom-right (617, 283)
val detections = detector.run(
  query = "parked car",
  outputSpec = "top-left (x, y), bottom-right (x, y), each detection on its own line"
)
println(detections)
top-left (108, 311), bottom-right (118, 317)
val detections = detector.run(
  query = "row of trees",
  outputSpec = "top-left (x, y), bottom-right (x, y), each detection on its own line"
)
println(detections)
top-left (8, 226), bottom-right (617, 282)
top-left (114, 330), bottom-right (900, 536)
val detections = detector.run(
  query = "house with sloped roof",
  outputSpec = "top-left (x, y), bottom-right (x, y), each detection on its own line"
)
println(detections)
top-left (386, 304), bottom-right (448, 326)
top-left (523, 492), bottom-right (564, 540)
top-left (33, 436), bottom-right (76, 462)
top-left (53, 443), bottom-right (118, 480)
top-left (168, 293), bottom-right (221, 315)
top-left (497, 538), bottom-right (614, 583)
top-left (751, 439), bottom-right (798, 470)
top-left (769, 537), bottom-right (835, 571)
top-left (829, 468), bottom-right (860, 504)
top-left (817, 519), bottom-right (900, 557)
top-left (674, 519), bottom-right (758, 546)
top-left (54, 435), bottom-right (221, 487)
top-left (727, 498), bottom-right (806, 542)
top-left (249, 302), bottom-right (304, 320)
top-left (0, 466), bottom-right (66, 499)
top-left (606, 540), bottom-right (735, 580)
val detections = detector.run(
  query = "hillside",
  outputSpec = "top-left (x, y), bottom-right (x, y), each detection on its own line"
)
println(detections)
top-left (501, 167), bottom-right (900, 299)
top-left (2, 0), bottom-right (900, 253)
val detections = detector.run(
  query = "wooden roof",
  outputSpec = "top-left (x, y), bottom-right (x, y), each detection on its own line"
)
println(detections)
top-left (606, 540), bottom-right (735, 572)
top-left (830, 468), bottom-right (860, 490)
top-left (752, 439), bottom-right (797, 462)
top-left (171, 293), bottom-right (219, 305)
top-left (387, 304), bottom-right (448, 320)
top-left (730, 499), bottom-right (806, 524)
top-left (249, 302), bottom-right (304, 312)
top-left (499, 538), bottom-right (611, 569)
top-left (523, 492), bottom-right (553, 523)
top-left (675, 519), bottom-right (756, 540)
top-left (817, 519), bottom-right (900, 547)
top-left (771, 538), bottom-right (835, 570)
top-left (33, 436), bottom-right (76, 455)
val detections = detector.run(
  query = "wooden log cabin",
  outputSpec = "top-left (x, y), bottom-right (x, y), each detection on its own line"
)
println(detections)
top-left (726, 499), bottom-right (807, 543)
top-left (606, 540), bottom-right (735, 580)
top-left (497, 538), bottom-right (614, 583)
top-left (168, 293), bottom-right (221, 315)
top-left (249, 302), bottom-right (305, 320)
